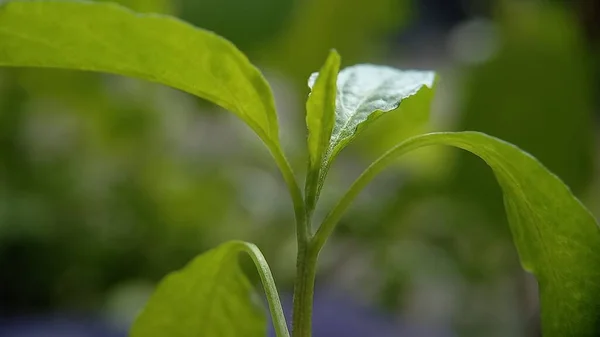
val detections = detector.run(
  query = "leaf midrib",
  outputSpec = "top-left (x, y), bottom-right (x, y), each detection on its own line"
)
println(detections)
top-left (200, 248), bottom-right (239, 333)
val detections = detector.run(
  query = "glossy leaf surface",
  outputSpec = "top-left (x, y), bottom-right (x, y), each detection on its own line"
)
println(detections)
top-left (308, 65), bottom-right (434, 169)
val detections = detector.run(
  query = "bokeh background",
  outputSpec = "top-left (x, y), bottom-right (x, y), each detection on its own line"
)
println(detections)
top-left (0, 0), bottom-right (599, 336)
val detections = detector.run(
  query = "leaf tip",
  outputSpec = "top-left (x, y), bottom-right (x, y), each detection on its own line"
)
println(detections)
top-left (307, 49), bottom-right (341, 89)
top-left (327, 48), bottom-right (341, 62)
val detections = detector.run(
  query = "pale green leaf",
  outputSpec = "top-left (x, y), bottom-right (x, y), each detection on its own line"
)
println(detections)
top-left (305, 50), bottom-right (340, 209)
top-left (316, 131), bottom-right (600, 337)
top-left (130, 240), bottom-right (290, 337)
top-left (130, 241), bottom-right (265, 337)
top-left (308, 64), bottom-right (435, 168)
top-left (0, 0), bottom-right (279, 148)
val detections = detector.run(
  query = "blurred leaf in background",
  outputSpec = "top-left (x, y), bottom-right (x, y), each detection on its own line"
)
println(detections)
top-left (451, 0), bottom-right (596, 220)
top-left (261, 0), bottom-right (411, 86)
top-left (178, 0), bottom-right (293, 54)
top-left (97, 0), bottom-right (170, 13)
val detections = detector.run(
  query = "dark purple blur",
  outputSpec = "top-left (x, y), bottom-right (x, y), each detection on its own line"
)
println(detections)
top-left (0, 315), bottom-right (124, 337)
top-left (0, 292), bottom-right (451, 337)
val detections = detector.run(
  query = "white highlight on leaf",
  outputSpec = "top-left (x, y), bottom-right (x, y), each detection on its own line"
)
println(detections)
top-left (309, 64), bottom-right (435, 161)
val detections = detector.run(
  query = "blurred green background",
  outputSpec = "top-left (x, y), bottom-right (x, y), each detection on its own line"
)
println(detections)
top-left (0, 0), bottom-right (598, 336)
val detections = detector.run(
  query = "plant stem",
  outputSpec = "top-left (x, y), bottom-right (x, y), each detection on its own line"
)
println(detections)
top-left (268, 142), bottom-right (306, 239)
top-left (312, 134), bottom-right (434, 254)
top-left (292, 240), bottom-right (318, 337)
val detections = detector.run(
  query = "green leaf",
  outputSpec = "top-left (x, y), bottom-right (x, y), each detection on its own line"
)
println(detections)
top-left (0, 1), bottom-right (306, 227)
top-left (0, 0), bottom-right (279, 148)
top-left (315, 131), bottom-right (600, 337)
top-left (130, 241), bottom-right (264, 337)
top-left (309, 64), bottom-right (435, 169)
top-left (130, 240), bottom-right (290, 337)
top-left (305, 50), bottom-right (340, 209)
top-left (306, 50), bottom-right (340, 173)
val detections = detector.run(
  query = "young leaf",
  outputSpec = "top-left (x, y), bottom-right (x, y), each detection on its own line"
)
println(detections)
top-left (0, 0), bottom-right (279, 151)
top-left (308, 64), bottom-right (435, 170)
top-left (130, 241), bottom-right (290, 337)
top-left (305, 50), bottom-right (340, 211)
top-left (314, 131), bottom-right (600, 337)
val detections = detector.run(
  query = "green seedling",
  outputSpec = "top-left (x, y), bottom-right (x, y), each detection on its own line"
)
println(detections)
top-left (0, 1), bottom-right (598, 336)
